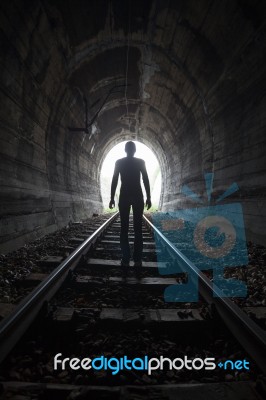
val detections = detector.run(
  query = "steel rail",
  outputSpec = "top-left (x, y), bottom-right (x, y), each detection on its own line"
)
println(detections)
top-left (143, 214), bottom-right (266, 374)
top-left (0, 211), bottom-right (119, 364)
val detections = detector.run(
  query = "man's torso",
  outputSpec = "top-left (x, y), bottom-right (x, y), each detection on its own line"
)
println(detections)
top-left (117, 157), bottom-right (144, 198)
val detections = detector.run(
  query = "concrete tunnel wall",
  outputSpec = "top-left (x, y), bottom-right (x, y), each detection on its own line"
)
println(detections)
top-left (0, 0), bottom-right (266, 253)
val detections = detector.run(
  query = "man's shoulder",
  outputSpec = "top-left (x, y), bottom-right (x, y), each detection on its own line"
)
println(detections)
top-left (115, 157), bottom-right (126, 165)
top-left (134, 157), bottom-right (145, 164)
top-left (116, 157), bottom-right (144, 162)
top-left (116, 157), bottom-right (145, 166)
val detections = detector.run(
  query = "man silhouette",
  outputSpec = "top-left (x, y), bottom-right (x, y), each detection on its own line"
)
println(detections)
top-left (109, 141), bottom-right (151, 267)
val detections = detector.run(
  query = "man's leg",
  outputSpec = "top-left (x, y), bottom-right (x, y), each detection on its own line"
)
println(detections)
top-left (118, 197), bottom-right (131, 263)
top-left (132, 197), bottom-right (144, 263)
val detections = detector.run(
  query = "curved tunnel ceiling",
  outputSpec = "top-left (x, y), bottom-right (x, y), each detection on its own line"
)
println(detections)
top-left (45, 0), bottom-right (266, 177)
top-left (47, 0), bottom-right (226, 169)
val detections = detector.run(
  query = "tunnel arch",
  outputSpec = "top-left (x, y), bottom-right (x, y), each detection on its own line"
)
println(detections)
top-left (61, 38), bottom-right (215, 202)
top-left (67, 40), bottom-right (214, 156)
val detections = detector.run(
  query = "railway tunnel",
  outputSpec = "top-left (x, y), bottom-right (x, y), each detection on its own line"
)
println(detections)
top-left (0, 0), bottom-right (266, 254)
top-left (1, 2), bottom-right (266, 398)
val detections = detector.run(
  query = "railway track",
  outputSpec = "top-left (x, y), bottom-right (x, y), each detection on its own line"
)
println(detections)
top-left (0, 212), bottom-right (265, 400)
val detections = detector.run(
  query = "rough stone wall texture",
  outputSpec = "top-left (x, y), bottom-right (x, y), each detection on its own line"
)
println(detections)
top-left (0, 1), bottom-right (102, 253)
top-left (0, 0), bottom-right (266, 252)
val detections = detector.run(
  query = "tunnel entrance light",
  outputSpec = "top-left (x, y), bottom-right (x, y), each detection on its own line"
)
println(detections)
top-left (100, 141), bottom-right (161, 211)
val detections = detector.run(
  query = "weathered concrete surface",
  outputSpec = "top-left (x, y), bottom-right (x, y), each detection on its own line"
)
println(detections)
top-left (0, 0), bottom-right (266, 252)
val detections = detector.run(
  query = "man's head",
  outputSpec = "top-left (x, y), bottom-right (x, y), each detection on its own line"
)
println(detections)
top-left (125, 141), bottom-right (136, 157)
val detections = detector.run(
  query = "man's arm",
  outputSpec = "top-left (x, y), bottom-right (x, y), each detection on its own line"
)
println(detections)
top-left (109, 161), bottom-right (119, 209)
top-left (141, 161), bottom-right (152, 210)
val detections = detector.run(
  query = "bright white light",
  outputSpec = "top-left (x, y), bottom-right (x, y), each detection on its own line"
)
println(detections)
top-left (100, 141), bottom-right (161, 210)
